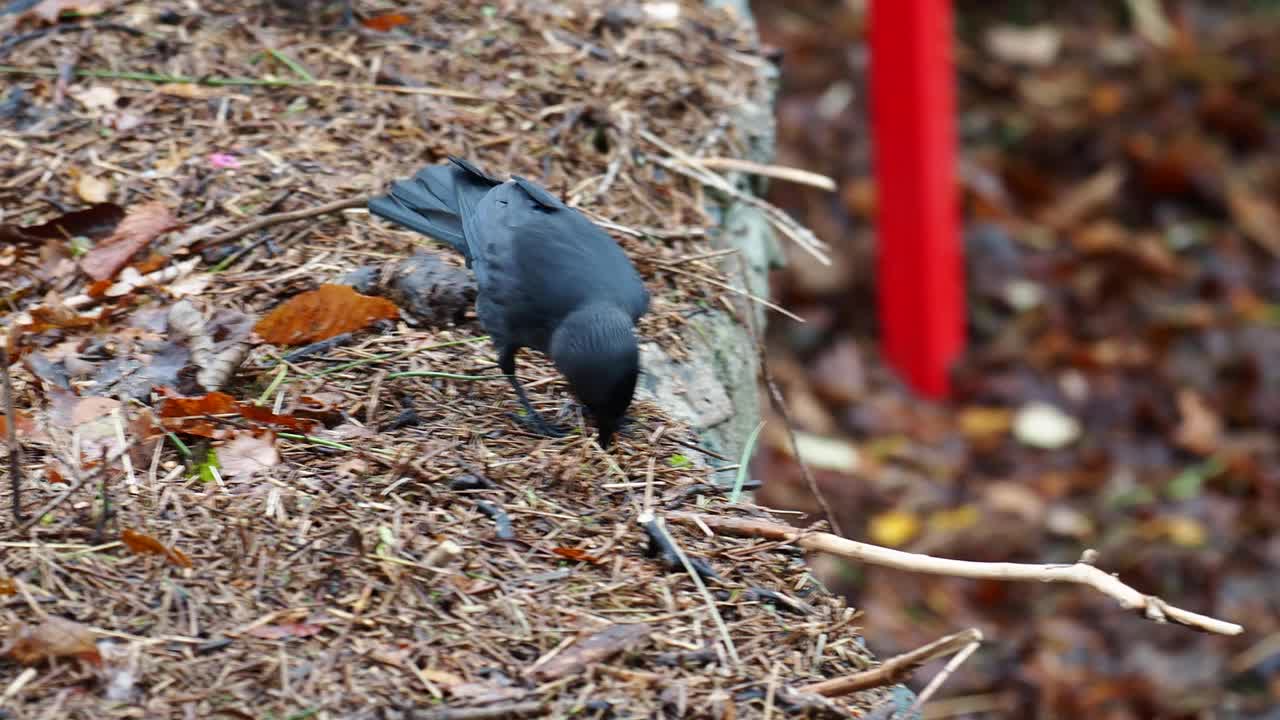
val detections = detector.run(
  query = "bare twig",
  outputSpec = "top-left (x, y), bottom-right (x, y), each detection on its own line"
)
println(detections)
top-left (15, 440), bottom-right (138, 534)
top-left (2, 347), bottom-right (22, 524)
top-left (669, 512), bottom-right (1244, 636)
top-left (640, 513), bottom-right (741, 668)
top-left (910, 633), bottom-right (983, 713)
top-left (658, 263), bottom-right (802, 322)
top-left (202, 195), bottom-right (368, 246)
top-left (639, 129), bottom-right (831, 265)
top-left (735, 255), bottom-right (844, 537)
top-left (799, 629), bottom-right (982, 698)
top-left (415, 701), bottom-right (547, 720)
top-left (689, 156), bottom-right (836, 191)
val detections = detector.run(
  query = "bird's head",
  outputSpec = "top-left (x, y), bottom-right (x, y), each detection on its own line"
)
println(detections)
top-left (550, 303), bottom-right (641, 449)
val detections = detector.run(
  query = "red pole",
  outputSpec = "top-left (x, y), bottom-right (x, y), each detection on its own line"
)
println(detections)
top-left (869, 0), bottom-right (964, 399)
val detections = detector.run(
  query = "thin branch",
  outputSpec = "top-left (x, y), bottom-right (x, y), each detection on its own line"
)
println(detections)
top-left (689, 156), bottom-right (836, 191)
top-left (203, 195), bottom-right (368, 247)
top-left (910, 634), bottom-right (983, 713)
top-left (668, 512), bottom-right (1244, 636)
top-left (735, 255), bottom-right (844, 537)
top-left (2, 347), bottom-right (22, 524)
top-left (638, 129), bottom-right (831, 265)
top-left (0, 65), bottom-right (486, 99)
top-left (15, 440), bottom-right (138, 534)
top-left (798, 629), bottom-right (982, 698)
top-left (640, 513), bottom-right (741, 668)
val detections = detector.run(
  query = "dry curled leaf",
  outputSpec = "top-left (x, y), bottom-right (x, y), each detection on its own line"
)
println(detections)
top-left (121, 528), bottom-right (193, 568)
top-left (254, 284), bottom-right (400, 345)
top-left (217, 429), bottom-right (280, 480)
top-left (79, 201), bottom-right (178, 281)
top-left (4, 616), bottom-right (101, 666)
top-left (75, 174), bottom-right (112, 204)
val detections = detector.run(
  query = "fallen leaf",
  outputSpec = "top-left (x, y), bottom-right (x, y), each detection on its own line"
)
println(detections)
top-left (157, 390), bottom-right (237, 438)
top-left (809, 338), bottom-right (866, 405)
top-left (417, 667), bottom-right (464, 687)
top-left (1224, 174), bottom-right (1280, 257)
top-left (1013, 402), bottom-right (1081, 449)
top-left (68, 83), bottom-right (119, 109)
top-left (779, 431), bottom-right (859, 473)
top-left (75, 174), bottom-right (112, 204)
top-left (868, 510), bottom-right (921, 547)
top-left (1173, 389), bottom-right (1221, 456)
top-left (958, 406), bottom-right (1013, 440)
top-left (4, 616), bottom-right (101, 666)
top-left (1141, 515), bottom-right (1208, 548)
top-left (254, 284), bottom-right (400, 345)
top-left (121, 528), bottom-right (193, 568)
top-left (217, 430), bottom-right (280, 479)
top-left (985, 25), bottom-right (1062, 66)
top-left (552, 547), bottom-right (602, 564)
top-left (79, 201), bottom-right (178, 281)
top-left (362, 12), bottom-right (410, 31)
top-left (928, 505), bottom-right (981, 533)
top-left (0, 578), bottom-right (15, 595)
top-left (530, 623), bottom-right (652, 681)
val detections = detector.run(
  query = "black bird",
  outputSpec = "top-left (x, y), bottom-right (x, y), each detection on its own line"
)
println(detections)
top-left (368, 157), bottom-right (649, 448)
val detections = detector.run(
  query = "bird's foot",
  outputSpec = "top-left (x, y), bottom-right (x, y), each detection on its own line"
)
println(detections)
top-left (508, 410), bottom-right (567, 438)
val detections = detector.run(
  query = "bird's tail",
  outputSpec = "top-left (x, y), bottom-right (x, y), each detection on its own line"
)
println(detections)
top-left (368, 157), bottom-right (501, 263)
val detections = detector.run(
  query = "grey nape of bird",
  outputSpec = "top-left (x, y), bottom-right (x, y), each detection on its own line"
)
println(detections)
top-left (368, 157), bottom-right (650, 449)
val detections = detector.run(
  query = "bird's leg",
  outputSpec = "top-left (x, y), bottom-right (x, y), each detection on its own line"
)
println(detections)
top-left (498, 347), bottom-right (565, 438)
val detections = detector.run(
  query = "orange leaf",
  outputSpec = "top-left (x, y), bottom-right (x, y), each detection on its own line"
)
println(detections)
top-left (0, 578), bottom-right (15, 595)
top-left (238, 404), bottom-right (319, 433)
top-left (5, 616), bottom-right (101, 666)
top-left (158, 390), bottom-right (238, 437)
top-left (121, 528), bottom-right (193, 568)
top-left (552, 547), bottom-right (602, 564)
top-left (79, 201), bottom-right (177, 281)
top-left (254, 284), bottom-right (400, 345)
top-left (86, 278), bottom-right (113, 298)
top-left (361, 12), bottom-right (410, 31)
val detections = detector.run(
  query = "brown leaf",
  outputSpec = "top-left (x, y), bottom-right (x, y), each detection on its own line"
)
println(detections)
top-left (157, 389), bottom-right (238, 438)
top-left (4, 617), bottom-right (101, 666)
top-left (0, 578), bottom-right (15, 595)
top-left (529, 623), bottom-right (652, 681)
top-left (75, 174), bottom-right (112, 204)
top-left (158, 390), bottom-right (319, 437)
top-left (552, 547), bottom-right (602, 564)
top-left (238, 404), bottom-right (319, 433)
top-left (217, 430), bottom-right (280, 480)
top-left (362, 12), bottom-right (410, 31)
top-left (121, 528), bottom-right (193, 568)
top-left (79, 201), bottom-right (178, 281)
top-left (1173, 389), bottom-right (1221, 456)
top-left (1224, 174), bottom-right (1280, 257)
top-left (254, 284), bottom-right (400, 345)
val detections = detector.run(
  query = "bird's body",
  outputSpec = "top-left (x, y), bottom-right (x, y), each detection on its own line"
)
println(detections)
top-left (369, 157), bottom-right (649, 447)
